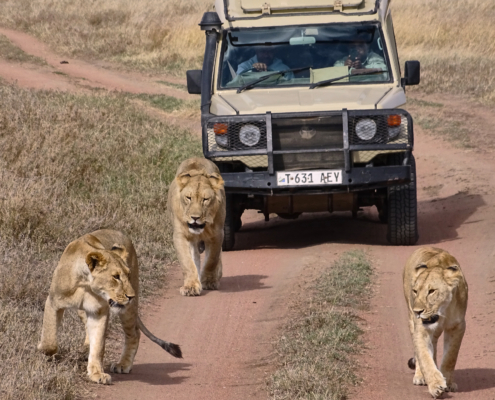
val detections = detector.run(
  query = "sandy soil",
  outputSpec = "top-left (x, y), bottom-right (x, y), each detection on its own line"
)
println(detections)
top-left (2, 27), bottom-right (495, 400)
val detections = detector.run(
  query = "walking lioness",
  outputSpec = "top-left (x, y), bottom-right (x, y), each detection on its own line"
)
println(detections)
top-left (403, 247), bottom-right (468, 398)
top-left (167, 157), bottom-right (226, 296)
top-left (38, 230), bottom-right (182, 384)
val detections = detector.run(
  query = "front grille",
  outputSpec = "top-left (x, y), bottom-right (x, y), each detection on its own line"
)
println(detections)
top-left (274, 152), bottom-right (344, 171)
top-left (272, 115), bottom-right (344, 171)
top-left (205, 110), bottom-right (412, 175)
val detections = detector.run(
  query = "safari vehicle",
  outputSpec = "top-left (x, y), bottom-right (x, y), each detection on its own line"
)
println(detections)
top-left (187, 0), bottom-right (420, 250)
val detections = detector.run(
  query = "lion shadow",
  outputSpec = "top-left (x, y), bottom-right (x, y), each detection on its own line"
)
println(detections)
top-left (232, 192), bottom-right (484, 250)
top-left (207, 274), bottom-right (270, 293)
top-left (104, 362), bottom-right (192, 385)
top-left (454, 368), bottom-right (495, 393)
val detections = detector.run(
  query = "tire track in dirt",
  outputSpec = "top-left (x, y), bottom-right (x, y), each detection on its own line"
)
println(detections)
top-left (0, 26), bottom-right (193, 99)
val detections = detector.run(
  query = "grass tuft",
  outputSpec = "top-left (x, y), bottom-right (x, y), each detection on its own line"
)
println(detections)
top-left (269, 250), bottom-right (373, 400)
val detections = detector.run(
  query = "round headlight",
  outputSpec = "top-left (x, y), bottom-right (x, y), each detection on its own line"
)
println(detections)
top-left (355, 118), bottom-right (377, 141)
top-left (239, 124), bottom-right (261, 147)
top-left (387, 126), bottom-right (401, 139)
top-left (215, 135), bottom-right (228, 148)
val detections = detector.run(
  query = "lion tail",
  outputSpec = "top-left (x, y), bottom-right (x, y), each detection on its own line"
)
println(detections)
top-left (137, 316), bottom-right (183, 358)
top-left (408, 357), bottom-right (416, 370)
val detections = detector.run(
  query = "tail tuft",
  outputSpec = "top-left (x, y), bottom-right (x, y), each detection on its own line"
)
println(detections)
top-left (162, 342), bottom-right (183, 359)
top-left (408, 357), bottom-right (416, 370)
top-left (137, 316), bottom-right (183, 358)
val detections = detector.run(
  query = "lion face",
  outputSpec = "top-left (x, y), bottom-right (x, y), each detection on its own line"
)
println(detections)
top-left (86, 250), bottom-right (135, 310)
top-left (410, 254), bottom-right (464, 326)
top-left (176, 170), bottom-right (224, 235)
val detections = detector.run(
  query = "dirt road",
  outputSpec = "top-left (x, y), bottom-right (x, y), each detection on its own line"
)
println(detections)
top-left (1, 27), bottom-right (494, 400)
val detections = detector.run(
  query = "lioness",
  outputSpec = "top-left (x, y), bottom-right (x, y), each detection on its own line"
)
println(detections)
top-left (403, 247), bottom-right (468, 398)
top-left (38, 229), bottom-right (182, 384)
top-left (167, 157), bottom-right (226, 296)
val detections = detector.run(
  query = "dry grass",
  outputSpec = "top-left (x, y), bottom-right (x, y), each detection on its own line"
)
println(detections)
top-left (0, 0), bottom-right (493, 100)
top-left (269, 251), bottom-right (373, 400)
top-left (392, 0), bottom-right (495, 103)
top-left (0, 0), bottom-right (213, 75)
top-left (0, 84), bottom-right (201, 399)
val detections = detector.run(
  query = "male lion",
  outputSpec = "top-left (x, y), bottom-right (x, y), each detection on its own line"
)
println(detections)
top-left (167, 157), bottom-right (225, 296)
top-left (403, 247), bottom-right (468, 398)
top-left (38, 229), bottom-right (182, 384)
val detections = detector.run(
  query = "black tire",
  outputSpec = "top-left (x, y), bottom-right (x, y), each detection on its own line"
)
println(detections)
top-left (386, 154), bottom-right (419, 245)
top-left (222, 194), bottom-right (236, 251)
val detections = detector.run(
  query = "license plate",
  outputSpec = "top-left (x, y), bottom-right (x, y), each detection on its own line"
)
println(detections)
top-left (276, 170), bottom-right (343, 186)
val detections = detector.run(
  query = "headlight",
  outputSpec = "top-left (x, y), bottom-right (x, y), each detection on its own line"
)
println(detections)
top-left (214, 123), bottom-right (228, 148)
top-left (387, 114), bottom-right (402, 140)
top-left (239, 124), bottom-right (261, 147)
top-left (355, 118), bottom-right (377, 141)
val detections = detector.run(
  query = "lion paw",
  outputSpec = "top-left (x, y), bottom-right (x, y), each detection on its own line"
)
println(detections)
top-left (38, 342), bottom-right (58, 356)
top-left (428, 377), bottom-right (447, 398)
top-left (446, 381), bottom-right (458, 392)
top-left (413, 376), bottom-right (426, 386)
top-left (89, 371), bottom-right (112, 385)
top-left (180, 282), bottom-right (202, 296)
top-left (201, 277), bottom-right (220, 290)
top-left (110, 362), bottom-right (132, 374)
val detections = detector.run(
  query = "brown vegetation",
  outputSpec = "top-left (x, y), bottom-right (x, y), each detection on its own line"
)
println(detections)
top-left (0, 85), bottom-right (201, 399)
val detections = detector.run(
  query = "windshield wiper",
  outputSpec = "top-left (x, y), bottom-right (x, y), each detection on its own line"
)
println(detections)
top-left (237, 66), bottom-right (311, 93)
top-left (309, 70), bottom-right (389, 89)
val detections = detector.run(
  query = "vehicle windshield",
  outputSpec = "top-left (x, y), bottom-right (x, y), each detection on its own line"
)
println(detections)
top-left (219, 23), bottom-right (391, 90)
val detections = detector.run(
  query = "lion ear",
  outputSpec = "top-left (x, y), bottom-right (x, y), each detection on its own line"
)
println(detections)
top-left (208, 172), bottom-right (224, 191)
top-left (176, 172), bottom-right (193, 190)
top-left (415, 263), bottom-right (427, 271)
top-left (110, 244), bottom-right (128, 262)
top-left (86, 252), bottom-right (107, 272)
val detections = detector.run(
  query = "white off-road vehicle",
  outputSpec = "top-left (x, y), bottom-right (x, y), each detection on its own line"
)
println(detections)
top-left (187, 0), bottom-right (420, 250)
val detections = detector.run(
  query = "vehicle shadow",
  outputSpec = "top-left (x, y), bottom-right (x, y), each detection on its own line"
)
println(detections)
top-left (106, 362), bottom-right (192, 385)
top-left (233, 192), bottom-right (484, 250)
top-left (417, 192), bottom-right (485, 245)
top-left (455, 368), bottom-right (495, 392)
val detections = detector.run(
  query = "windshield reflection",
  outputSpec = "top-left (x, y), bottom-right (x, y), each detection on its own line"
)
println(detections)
top-left (219, 23), bottom-right (390, 89)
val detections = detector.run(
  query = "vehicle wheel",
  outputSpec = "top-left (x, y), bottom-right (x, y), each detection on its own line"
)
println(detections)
top-left (222, 194), bottom-right (236, 251)
top-left (386, 154), bottom-right (419, 245)
top-left (377, 201), bottom-right (388, 224)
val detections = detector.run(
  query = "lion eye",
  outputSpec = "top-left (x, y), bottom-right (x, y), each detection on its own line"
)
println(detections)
top-left (203, 197), bottom-right (210, 203)
top-left (412, 289), bottom-right (417, 294)
top-left (113, 275), bottom-right (120, 281)
top-left (428, 289), bottom-right (435, 295)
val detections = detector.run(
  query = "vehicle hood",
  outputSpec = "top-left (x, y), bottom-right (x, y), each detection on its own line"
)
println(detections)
top-left (212, 85), bottom-right (406, 115)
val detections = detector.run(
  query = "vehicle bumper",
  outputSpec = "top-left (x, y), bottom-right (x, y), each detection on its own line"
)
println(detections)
top-left (222, 164), bottom-right (411, 195)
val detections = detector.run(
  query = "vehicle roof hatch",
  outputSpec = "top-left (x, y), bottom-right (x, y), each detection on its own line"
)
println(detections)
top-left (240, 0), bottom-right (365, 13)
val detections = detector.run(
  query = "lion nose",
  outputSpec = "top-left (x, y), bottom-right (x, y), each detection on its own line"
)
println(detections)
top-left (125, 294), bottom-right (135, 302)
top-left (192, 216), bottom-right (200, 222)
top-left (413, 308), bottom-right (424, 316)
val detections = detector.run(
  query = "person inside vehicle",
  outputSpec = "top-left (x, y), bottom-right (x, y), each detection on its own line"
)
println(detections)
top-left (236, 47), bottom-right (293, 78)
top-left (334, 40), bottom-right (387, 77)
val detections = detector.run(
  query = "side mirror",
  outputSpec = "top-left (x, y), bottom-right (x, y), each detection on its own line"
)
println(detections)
top-left (186, 70), bottom-right (202, 94)
top-left (403, 61), bottom-right (420, 86)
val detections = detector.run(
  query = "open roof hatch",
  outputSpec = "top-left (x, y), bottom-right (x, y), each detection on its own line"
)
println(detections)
top-left (240, 0), bottom-right (365, 13)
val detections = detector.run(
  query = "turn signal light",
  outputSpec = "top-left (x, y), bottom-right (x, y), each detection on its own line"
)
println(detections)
top-left (214, 123), bottom-right (228, 135)
top-left (387, 114), bottom-right (401, 127)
